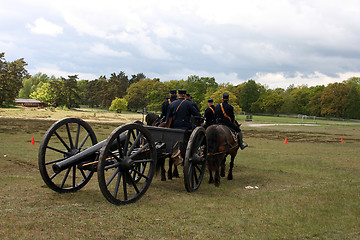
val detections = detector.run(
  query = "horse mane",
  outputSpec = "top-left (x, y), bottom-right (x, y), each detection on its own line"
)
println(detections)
top-left (145, 113), bottom-right (160, 126)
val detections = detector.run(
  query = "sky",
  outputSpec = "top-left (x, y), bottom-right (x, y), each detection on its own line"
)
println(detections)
top-left (1, 0), bottom-right (360, 89)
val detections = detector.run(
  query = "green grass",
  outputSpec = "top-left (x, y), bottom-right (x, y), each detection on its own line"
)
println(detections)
top-left (1, 109), bottom-right (360, 239)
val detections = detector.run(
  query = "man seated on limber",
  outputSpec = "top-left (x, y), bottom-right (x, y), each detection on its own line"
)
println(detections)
top-left (165, 89), bottom-right (202, 130)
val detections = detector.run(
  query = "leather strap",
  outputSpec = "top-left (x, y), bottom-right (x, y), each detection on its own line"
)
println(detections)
top-left (220, 103), bottom-right (231, 121)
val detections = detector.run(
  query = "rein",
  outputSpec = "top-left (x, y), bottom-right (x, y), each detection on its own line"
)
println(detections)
top-left (207, 142), bottom-right (238, 157)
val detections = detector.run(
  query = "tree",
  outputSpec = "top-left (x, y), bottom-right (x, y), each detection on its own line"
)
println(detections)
top-left (19, 72), bottom-right (51, 99)
top-left (263, 92), bottom-right (284, 114)
top-left (108, 71), bottom-right (130, 99)
top-left (126, 78), bottom-right (160, 111)
top-left (30, 82), bottom-right (55, 104)
top-left (185, 75), bottom-right (218, 107)
top-left (239, 80), bottom-right (260, 113)
top-left (206, 86), bottom-right (241, 113)
top-left (109, 97), bottom-right (128, 113)
top-left (129, 73), bottom-right (146, 85)
top-left (321, 82), bottom-right (350, 118)
top-left (0, 52), bottom-right (29, 105)
top-left (147, 81), bottom-right (168, 111)
top-left (345, 86), bottom-right (360, 119)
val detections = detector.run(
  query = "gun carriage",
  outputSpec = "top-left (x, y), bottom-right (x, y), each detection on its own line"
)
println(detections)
top-left (38, 117), bottom-right (207, 205)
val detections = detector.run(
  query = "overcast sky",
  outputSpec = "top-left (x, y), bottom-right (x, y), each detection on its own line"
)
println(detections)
top-left (1, 0), bottom-right (360, 88)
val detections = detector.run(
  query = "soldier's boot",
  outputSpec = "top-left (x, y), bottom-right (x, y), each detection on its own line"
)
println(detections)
top-left (237, 132), bottom-right (248, 150)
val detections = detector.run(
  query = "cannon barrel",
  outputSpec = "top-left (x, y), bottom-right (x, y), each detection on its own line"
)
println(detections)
top-left (52, 133), bottom-right (127, 173)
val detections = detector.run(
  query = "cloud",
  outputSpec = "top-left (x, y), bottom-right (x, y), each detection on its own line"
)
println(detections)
top-left (30, 64), bottom-right (97, 80)
top-left (253, 71), bottom-right (360, 89)
top-left (27, 18), bottom-right (63, 37)
top-left (90, 43), bottom-right (131, 57)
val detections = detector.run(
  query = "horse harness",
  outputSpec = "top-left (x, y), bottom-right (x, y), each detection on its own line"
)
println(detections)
top-left (207, 137), bottom-right (239, 157)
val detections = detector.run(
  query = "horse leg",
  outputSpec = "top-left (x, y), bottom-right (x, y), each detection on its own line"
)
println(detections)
top-left (215, 169), bottom-right (220, 187)
top-left (167, 158), bottom-right (173, 180)
top-left (227, 154), bottom-right (235, 180)
top-left (173, 166), bottom-right (180, 178)
top-left (158, 157), bottom-right (166, 181)
top-left (220, 156), bottom-right (226, 177)
top-left (208, 170), bottom-right (214, 184)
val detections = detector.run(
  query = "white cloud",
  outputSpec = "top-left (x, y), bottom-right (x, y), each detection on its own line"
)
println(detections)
top-left (27, 18), bottom-right (63, 37)
top-left (90, 43), bottom-right (131, 57)
top-left (253, 71), bottom-right (360, 89)
top-left (30, 64), bottom-right (97, 80)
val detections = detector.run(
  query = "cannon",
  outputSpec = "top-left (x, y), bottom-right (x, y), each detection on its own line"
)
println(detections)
top-left (38, 117), bottom-right (207, 205)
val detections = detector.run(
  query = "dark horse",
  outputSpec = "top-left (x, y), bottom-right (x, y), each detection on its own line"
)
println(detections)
top-left (145, 113), bottom-right (180, 181)
top-left (206, 124), bottom-right (239, 186)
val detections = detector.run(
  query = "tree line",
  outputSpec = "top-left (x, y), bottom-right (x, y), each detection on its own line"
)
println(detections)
top-left (1, 52), bottom-right (360, 119)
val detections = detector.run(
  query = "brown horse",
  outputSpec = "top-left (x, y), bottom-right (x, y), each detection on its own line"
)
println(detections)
top-left (145, 113), bottom-right (180, 181)
top-left (206, 124), bottom-right (239, 186)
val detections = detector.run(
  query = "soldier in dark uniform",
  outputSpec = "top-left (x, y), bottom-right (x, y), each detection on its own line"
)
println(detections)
top-left (215, 93), bottom-right (248, 150)
top-left (185, 93), bottom-right (200, 112)
top-left (166, 90), bottom-right (201, 130)
top-left (159, 90), bottom-right (177, 123)
top-left (203, 99), bottom-right (216, 129)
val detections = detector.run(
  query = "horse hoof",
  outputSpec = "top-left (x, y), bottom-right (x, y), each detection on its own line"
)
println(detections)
top-left (227, 175), bottom-right (233, 180)
top-left (215, 182), bottom-right (220, 187)
top-left (220, 172), bottom-right (225, 177)
top-left (161, 178), bottom-right (166, 181)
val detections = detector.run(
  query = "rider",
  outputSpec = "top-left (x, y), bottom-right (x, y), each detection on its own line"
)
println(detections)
top-left (215, 93), bottom-right (248, 150)
top-left (159, 89), bottom-right (177, 123)
top-left (203, 99), bottom-right (216, 129)
top-left (165, 90), bottom-right (201, 130)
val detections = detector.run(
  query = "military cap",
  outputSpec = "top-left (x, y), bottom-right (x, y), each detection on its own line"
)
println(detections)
top-left (222, 92), bottom-right (229, 99)
top-left (208, 99), bottom-right (214, 103)
top-left (170, 89), bottom-right (177, 94)
top-left (178, 89), bottom-right (187, 94)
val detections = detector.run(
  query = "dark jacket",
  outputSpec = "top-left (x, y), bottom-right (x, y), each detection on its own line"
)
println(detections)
top-left (166, 98), bottom-right (201, 130)
top-left (215, 101), bottom-right (240, 132)
top-left (203, 105), bottom-right (216, 128)
top-left (160, 96), bottom-right (177, 119)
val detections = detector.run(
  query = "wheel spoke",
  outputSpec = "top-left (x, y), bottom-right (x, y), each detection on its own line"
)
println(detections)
top-left (50, 172), bottom-right (59, 180)
top-left (45, 157), bottom-right (67, 165)
top-left (54, 131), bottom-right (70, 151)
top-left (75, 124), bottom-right (81, 149)
top-left (133, 158), bottom-right (153, 164)
top-left (123, 131), bottom-right (130, 156)
top-left (107, 168), bottom-right (120, 186)
top-left (129, 167), bottom-right (149, 180)
top-left (114, 170), bottom-right (122, 198)
top-left (126, 172), bottom-right (140, 193)
top-left (65, 123), bottom-right (74, 149)
top-left (72, 166), bottom-right (76, 187)
top-left (129, 143), bottom-right (149, 159)
top-left (80, 168), bottom-right (87, 179)
top-left (123, 171), bottom-right (128, 200)
top-left (60, 168), bottom-right (71, 188)
top-left (193, 165), bottom-right (198, 185)
top-left (127, 132), bottom-right (143, 155)
top-left (46, 146), bottom-right (68, 155)
top-left (79, 133), bottom-right (90, 150)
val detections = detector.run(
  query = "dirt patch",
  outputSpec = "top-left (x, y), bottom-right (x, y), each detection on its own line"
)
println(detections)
top-left (243, 128), bottom-right (358, 143)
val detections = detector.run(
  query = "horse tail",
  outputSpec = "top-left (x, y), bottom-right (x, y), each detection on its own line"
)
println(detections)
top-left (206, 125), bottom-right (219, 153)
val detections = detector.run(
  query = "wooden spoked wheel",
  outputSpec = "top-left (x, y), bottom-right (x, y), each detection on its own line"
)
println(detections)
top-left (38, 118), bottom-right (97, 193)
top-left (97, 123), bottom-right (157, 205)
top-left (183, 126), bottom-right (208, 192)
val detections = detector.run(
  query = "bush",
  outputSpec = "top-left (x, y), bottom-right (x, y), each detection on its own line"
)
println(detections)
top-left (109, 97), bottom-right (128, 113)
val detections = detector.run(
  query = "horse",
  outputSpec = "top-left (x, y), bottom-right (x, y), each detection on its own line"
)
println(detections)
top-left (145, 113), bottom-right (180, 181)
top-left (206, 124), bottom-right (240, 186)
top-left (145, 113), bottom-right (161, 126)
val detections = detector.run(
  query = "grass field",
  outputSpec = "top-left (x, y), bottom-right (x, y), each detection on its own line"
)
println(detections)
top-left (0, 107), bottom-right (359, 239)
